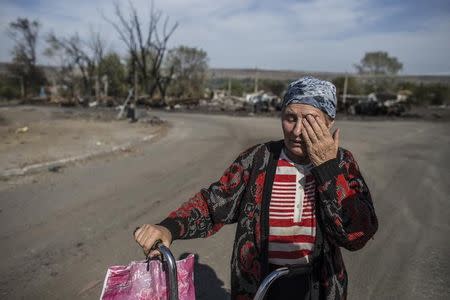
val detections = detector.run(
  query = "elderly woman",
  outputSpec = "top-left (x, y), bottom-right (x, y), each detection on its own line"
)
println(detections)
top-left (134, 76), bottom-right (378, 300)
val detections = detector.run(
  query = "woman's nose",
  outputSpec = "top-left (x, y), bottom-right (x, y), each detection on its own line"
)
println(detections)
top-left (292, 119), bottom-right (302, 136)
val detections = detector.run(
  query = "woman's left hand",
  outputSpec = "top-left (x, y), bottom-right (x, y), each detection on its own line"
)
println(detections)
top-left (301, 114), bottom-right (339, 166)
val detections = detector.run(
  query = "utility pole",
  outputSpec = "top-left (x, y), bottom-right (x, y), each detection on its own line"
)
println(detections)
top-left (20, 76), bottom-right (25, 98)
top-left (95, 75), bottom-right (100, 101)
top-left (102, 75), bottom-right (108, 98)
top-left (343, 73), bottom-right (348, 112)
top-left (254, 67), bottom-right (259, 93)
top-left (134, 62), bottom-right (138, 104)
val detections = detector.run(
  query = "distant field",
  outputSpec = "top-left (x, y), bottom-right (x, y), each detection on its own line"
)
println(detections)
top-left (208, 67), bottom-right (450, 84)
top-left (1, 63), bottom-right (449, 85)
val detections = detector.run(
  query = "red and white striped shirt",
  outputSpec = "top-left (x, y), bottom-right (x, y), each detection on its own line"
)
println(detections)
top-left (268, 150), bottom-right (316, 266)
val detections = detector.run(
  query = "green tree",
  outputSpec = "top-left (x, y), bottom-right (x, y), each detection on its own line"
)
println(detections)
top-left (332, 76), bottom-right (363, 95)
top-left (98, 52), bottom-right (127, 97)
top-left (420, 84), bottom-right (449, 106)
top-left (226, 79), bottom-right (245, 97)
top-left (166, 46), bottom-right (209, 98)
top-left (355, 51), bottom-right (403, 75)
top-left (7, 18), bottom-right (46, 96)
top-left (0, 75), bottom-right (21, 99)
top-left (260, 79), bottom-right (286, 97)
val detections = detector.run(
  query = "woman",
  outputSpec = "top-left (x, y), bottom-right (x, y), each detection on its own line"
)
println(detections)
top-left (134, 76), bottom-right (378, 300)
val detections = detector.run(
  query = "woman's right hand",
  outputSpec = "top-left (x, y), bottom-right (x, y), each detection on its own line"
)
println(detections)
top-left (133, 224), bottom-right (173, 257)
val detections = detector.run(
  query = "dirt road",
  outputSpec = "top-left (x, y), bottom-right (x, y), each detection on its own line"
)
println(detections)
top-left (0, 111), bottom-right (449, 299)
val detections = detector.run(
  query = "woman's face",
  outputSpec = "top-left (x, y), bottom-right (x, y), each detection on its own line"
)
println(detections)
top-left (281, 103), bottom-right (333, 160)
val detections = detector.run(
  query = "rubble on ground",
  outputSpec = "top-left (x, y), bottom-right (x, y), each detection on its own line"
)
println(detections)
top-left (139, 116), bottom-right (165, 125)
top-left (198, 96), bottom-right (247, 112)
top-left (15, 126), bottom-right (29, 134)
top-left (342, 90), bottom-right (412, 116)
top-left (164, 90), bottom-right (282, 113)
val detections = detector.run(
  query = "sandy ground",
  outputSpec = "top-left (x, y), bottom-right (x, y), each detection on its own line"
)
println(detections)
top-left (0, 109), bottom-right (449, 299)
top-left (0, 106), bottom-right (166, 174)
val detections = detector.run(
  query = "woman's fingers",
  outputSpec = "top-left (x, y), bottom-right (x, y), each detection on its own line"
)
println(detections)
top-left (134, 224), bottom-right (172, 258)
top-left (143, 236), bottom-right (157, 255)
top-left (305, 115), bottom-right (324, 138)
top-left (314, 116), bottom-right (331, 137)
top-left (149, 250), bottom-right (160, 258)
top-left (301, 126), bottom-right (312, 147)
top-left (302, 118), bottom-right (318, 143)
top-left (137, 225), bottom-right (151, 246)
top-left (300, 115), bottom-right (339, 166)
top-left (135, 225), bottom-right (151, 251)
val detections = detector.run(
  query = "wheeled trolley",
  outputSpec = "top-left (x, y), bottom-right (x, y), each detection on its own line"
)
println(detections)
top-left (153, 241), bottom-right (312, 300)
top-left (253, 264), bottom-right (313, 300)
top-left (150, 240), bottom-right (180, 300)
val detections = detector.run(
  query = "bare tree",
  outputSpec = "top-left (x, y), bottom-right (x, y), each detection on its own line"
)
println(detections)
top-left (88, 30), bottom-right (106, 66)
top-left (8, 18), bottom-right (39, 66)
top-left (7, 18), bottom-right (46, 96)
top-left (105, 0), bottom-right (178, 99)
top-left (45, 30), bottom-right (106, 97)
top-left (87, 30), bottom-right (107, 99)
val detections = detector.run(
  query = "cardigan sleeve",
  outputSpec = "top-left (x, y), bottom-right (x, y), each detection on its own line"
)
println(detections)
top-left (310, 148), bottom-right (378, 251)
top-left (158, 145), bottom-right (259, 240)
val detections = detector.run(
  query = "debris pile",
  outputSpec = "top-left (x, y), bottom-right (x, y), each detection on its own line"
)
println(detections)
top-left (198, 96), bottom-right (247, 112)
top-left (139, 116), bottom-right (165, 125)
top-left (342, 90), bottom-right (412, 116)
top-left (15, 126), bottom-right (29, 134)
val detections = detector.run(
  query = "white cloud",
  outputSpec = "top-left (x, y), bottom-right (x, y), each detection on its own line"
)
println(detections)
top-left (0, 0), bottom-right (449, 74)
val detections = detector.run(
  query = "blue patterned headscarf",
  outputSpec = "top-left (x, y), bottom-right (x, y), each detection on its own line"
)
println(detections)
top-left (282, 76), bottom-right (337, 119)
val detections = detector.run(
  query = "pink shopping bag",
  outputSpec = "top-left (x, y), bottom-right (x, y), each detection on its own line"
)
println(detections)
top-left (100, 254), bottom-right (195, 300)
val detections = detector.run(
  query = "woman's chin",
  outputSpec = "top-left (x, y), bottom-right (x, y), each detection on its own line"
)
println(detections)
top-left (286, 145), bottom-right (306, 159)
top-left (290, 149), bottom-right (305, 157)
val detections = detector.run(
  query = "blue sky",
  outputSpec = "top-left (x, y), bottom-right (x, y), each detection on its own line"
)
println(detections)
top-left (1, 0), bottom-right (449, 74)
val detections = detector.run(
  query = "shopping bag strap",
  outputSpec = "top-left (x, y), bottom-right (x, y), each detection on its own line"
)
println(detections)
top-left (145, 239), bottom-right (164, 271)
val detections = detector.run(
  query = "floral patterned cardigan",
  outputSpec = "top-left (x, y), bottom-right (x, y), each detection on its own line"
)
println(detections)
top-left (158, 140), bottom-right (378, 299)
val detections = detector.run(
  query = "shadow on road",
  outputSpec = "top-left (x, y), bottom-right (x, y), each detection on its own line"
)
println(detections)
top-left (179, 253), bottom-right (230, 300)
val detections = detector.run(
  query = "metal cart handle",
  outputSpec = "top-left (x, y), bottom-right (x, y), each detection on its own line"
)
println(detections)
top-left (150, 240), bottom-right (179, 300)
top-left (253, 265), bottom-right (312, 300)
